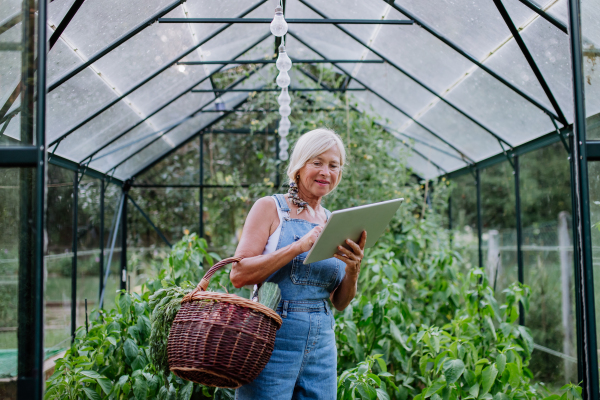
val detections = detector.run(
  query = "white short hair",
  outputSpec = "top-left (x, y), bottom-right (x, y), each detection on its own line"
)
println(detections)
top-left (286, 128), bottom-right (346, 189)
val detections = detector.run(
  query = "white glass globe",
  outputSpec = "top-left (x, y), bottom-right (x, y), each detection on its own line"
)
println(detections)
top-left (278, 128), bottom-right (289, 137)
top-left (279, 104), bottom-right (291, 117)
top-left (278, 88), bottom-right (291, 106)
top-left (276, 70), bottom-right (291, 88)
top-left (279, 149), bottom-right (289, 161)
top-left (276, 45), bottom-right (292, 72)
top-left (279, 138), bottom-right (289, 151)
top-left (279, 116), bottom-right (291, 131)
top-left (270, 6), bottom-right (288, 37)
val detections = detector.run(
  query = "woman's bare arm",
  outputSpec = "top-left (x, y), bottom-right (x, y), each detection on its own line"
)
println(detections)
top-left (230, 197), bottom-right (322, 288)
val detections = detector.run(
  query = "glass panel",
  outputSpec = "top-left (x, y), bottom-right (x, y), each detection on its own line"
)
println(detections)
top-left (520, 142), bottom-right (577, 389)
top-left (202, 131), bottom-right (277, 186)
top-left (45, 165), bottom-right (73, 351)
top-left (418, 101), bottom-right (504, 161)
top-left (0, 23), bottom-right (21, 113)
top-left (394, 0), bottom-right (535, 62)
top-left (450, 173), bottom-right (478, 269)
top-left (112, 112), bottom-right (219, 179)
top-left (128, 187), bottom-right (198, 247)
top-left (203, 187), bottom-right (254, 260)
top-left (510, 0), bottom-right (574, 122)
top-left (100, 185), bottom-right (123, 312)
top-left (582, 0), bottom-right (600, 138)
top-left (75, 176), bottom-right (102, 338)
top-left (136, 137), bottom-right (200, 185)
top-left (480, 161), bottom-right (517, 302)
top-left (46, 0), bottom-right (176, 77)
top-left (588, 162), bottom-right (600, 389)
top-left (0, 168), bottom-right (20, 360)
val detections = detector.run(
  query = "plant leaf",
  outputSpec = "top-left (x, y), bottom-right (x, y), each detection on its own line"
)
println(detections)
top-left (133, 377), bottom-right (148, 400)
top-left (82, 387), bottom-right (102, 400)
top-left (443, 359), bottom-right (465, 385)
top-left (481, 364), bottom-right (498, 395)
top-left (178, 381), bottom-right (194, 400)
top-left (124, 338), bottom-right (139, 363)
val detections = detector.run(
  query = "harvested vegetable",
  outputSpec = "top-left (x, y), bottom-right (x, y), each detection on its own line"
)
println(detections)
top-left (257, 282), bottom-right (281, 311)
top-left (149, 284), bottom-right (191, 376)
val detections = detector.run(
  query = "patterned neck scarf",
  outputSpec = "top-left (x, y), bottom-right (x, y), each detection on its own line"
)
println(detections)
top-left (288, 181), bottom-right (315, 216)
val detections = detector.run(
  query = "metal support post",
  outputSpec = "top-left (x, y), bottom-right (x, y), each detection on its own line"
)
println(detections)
top-left (200, 134), bottom-right (204, 238)
top-left (120, 183), bottom-right (129, 291)
top-left (99, 179), bottom-right (105, 302)
top-left (448, 196), bottom-right (453, 247)
top-left (16, 0), bottom-right (47, 393)
top-left (71, 171), bottom-right (78, 340)
top-left (514, 155), bottom-right (524, 325)
top-left (476, 169), bottom-right (483, 269)
top-left (568, 0), bottom-right (599, 396)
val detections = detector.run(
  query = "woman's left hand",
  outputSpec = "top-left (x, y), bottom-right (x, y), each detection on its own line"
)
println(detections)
top-left (334, 231), bottom-right (367, 279)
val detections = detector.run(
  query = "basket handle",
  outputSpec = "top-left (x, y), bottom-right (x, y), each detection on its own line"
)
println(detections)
top-left (195, 256), bottom-right (243, 293)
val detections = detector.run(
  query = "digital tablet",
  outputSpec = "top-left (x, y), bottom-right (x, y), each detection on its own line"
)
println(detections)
top-left (303, 198), bottom-right (404, 264)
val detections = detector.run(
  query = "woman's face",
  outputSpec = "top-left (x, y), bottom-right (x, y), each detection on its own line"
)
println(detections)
top-left (297, 146), bottom-right (342, 198)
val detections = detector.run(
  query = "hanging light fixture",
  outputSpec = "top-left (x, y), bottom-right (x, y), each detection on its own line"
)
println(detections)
top-left (278, 88), bottom-right (291, 106)
top-left (279, 149), bottom-right (289, 161)
top-left (270, 5), bottom-right (288, 37)
top-left (276, 45), bottom-right (292, 72)
top-left (279, 116), bottom-right (291, 131)
top-left (276, 70), bottom-right (291, 88)
top-left (279, 104), bottom-right (291, 117)
top-left (278, 127), bottom-right (289, 137)
top-left (279, 138), bottom-right (289, 151)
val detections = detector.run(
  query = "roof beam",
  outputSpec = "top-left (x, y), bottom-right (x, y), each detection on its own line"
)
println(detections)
top-left (107, 65), bottom-right (266, 173)
top-left (48, 0), bottom-right (268, 148)
top-left (290, 31), bottom-right (475, 164)
top-left (516, 0), bottom-right (568, 34)
top-left (48, 0), bottom-right (185, 92)
top-left (191, 88), bottom-right (365, 93)
top-left (0, 11), bottom-right (22, 35)
top-left (493, 0), bottom-right (568, 126)
top-left (178, 59), bottom-right (383, 65)
top-left (384, 0), bottom-right (561, 121)
top-left (158, 18), bottom-right (413, 25)
top-left (299, 0), bottom-right (514, 148)
top-left (49, 0), bottom-right (86, 49)
top-left (77, 33), bottom-right (270, 164)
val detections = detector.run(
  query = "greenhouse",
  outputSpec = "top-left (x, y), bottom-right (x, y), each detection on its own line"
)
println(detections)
top-left (1, 0), bottom-right (599, 398)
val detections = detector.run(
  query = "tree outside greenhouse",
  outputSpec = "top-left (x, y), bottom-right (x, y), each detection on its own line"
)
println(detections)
top-left (1, 1), bottom-right (600, 400)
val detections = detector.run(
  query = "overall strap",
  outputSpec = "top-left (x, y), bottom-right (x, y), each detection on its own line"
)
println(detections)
top-left (273, 194), bottom-right (290, 212)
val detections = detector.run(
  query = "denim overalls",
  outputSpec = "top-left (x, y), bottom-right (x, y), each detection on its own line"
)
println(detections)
top-left (235, 194), bottom-right (345, 400)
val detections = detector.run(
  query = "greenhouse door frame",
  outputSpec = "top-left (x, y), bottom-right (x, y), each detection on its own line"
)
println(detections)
top-left (568, 0), bottom-right (599, 399)
top-left (0, 0), bottom-right (50, 397)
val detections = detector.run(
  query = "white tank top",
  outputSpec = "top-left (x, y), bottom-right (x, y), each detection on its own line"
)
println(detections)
top-left (262, 196), bottom-right (288, 255)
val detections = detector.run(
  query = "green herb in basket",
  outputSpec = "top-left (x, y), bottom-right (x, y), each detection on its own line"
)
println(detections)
top-left (149, 284), bottom-right (191, 376)
top-left (257, 283), bottom-right (281, 311)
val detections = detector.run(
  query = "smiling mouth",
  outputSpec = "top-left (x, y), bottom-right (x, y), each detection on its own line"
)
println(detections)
top-left (315, 180), bottom-right (330, 185)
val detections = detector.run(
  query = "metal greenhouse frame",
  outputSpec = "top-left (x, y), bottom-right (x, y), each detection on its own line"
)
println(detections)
top-left (0, 0), bottom-right (599, 398)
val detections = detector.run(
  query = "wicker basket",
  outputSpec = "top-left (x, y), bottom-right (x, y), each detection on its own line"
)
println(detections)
top-left (167, 257), bottom-right (283, 388)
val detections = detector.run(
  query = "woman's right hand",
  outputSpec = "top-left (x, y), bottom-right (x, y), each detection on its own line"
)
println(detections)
top-left (296, 226), bottom-right (324, 253)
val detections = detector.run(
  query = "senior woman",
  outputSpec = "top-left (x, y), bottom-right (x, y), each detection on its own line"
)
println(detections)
top-left (230, 128), bottom-right (366, 400)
